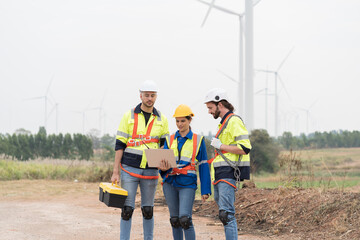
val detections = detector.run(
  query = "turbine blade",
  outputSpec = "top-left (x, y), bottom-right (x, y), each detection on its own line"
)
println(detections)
top-left (255, 88), bottom-right (266, 95)
top-left (253, 0), bottom-right (262, 7)
top-left (196, 0), bottom-right (241, 16)
top-left (201, 0), bottom-right (215, 27)
top-left (277, 74), bottom-right (291, 100)
top-left (217, 69), bottom-right (238, 83)
top-left (46, 74), bottom-right (55, 96)
top-left (255, 69), bottom-right (275, 74)
top-left (277, 46), bottom-right (295, 72)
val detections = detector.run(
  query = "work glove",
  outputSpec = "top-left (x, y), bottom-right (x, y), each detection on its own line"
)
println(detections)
top-left (211, 138), bottom-right (222, 149)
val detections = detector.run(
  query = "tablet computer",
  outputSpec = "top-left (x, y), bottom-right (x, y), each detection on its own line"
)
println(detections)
top-left (144, 149), bottom-right (177, 168)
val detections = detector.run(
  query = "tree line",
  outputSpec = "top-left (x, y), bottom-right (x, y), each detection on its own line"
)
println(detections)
top-left (0, 127), bottom-right (93, 161)
top-left (278, 130), bottom-right (360, 150)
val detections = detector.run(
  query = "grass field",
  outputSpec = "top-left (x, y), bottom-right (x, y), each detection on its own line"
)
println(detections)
top-left (253, 147), bottom-right (360, 190)
top-left (1, 147), bottom-right (360, 191)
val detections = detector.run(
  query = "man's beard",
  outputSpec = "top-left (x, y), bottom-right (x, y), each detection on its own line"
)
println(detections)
top-left (143, 101), bottom-right (154, 108)
top-left (213, 106), bottom-right (220, 119)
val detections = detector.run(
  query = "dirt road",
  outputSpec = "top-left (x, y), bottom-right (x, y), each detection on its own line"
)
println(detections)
top-left (0, 180), bottom-right (265, 240)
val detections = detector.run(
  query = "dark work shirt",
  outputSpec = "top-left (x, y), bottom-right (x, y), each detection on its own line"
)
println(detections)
top-left (141, 110), bottom-right (151, 127)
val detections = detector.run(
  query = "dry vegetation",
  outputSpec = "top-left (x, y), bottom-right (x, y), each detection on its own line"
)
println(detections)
top-left (194, 186), bottom-right (360, 239)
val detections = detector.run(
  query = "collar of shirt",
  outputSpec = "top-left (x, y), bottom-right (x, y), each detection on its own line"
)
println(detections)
top-left (220, 111), bottom-right (233, 124)
top-left (174, 129), bottom-right (193, 140)
top-left (134, 103), bottom-right (160, 117)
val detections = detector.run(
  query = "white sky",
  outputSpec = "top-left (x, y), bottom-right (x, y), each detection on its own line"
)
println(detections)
top-left (1, 0), bottom-right (360, 137)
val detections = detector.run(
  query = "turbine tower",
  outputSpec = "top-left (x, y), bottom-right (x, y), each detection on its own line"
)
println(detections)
top-left (197, 0), bottom-right (261, 130)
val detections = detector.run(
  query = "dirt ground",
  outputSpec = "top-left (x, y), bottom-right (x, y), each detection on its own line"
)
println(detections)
top-left (195, 183), bottom-right (360, 240)
top-left (0, 180), bottom-right (265, 240)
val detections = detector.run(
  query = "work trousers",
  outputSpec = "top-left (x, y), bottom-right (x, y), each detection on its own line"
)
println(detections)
top-left (213, 178), bottom-right (238, 240)
top-left (163, 182), bottom-right (196, 240)
top-left (120, 164), bottom-right (158, 240)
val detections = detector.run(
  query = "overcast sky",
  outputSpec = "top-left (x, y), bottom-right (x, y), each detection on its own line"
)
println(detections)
top-left (1, 0), bottom-right (360, 137)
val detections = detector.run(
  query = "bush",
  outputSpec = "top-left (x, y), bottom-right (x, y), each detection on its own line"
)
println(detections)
top-left (250, 129), bottom-right (280, 173)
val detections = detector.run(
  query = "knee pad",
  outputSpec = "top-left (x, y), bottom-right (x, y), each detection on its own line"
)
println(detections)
top-left (121, 206), bottom-right (134, 221)
top-left (169, 217), bottom-right (181, 228)
top-left (179, 216), bottom-right (192, 230)
top-left (141, 206), bottom-right (153, 220)
top-left (219, 210), bottom-right (229, 226)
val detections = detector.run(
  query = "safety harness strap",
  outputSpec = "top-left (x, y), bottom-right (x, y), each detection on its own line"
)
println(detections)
top-left (207, 113), bottom-right (234, 164)
top-left (167, 133), bottom-right (198, 176)
top-left (127, 110), bottom-right (159, 147)
top-left (213, 179), bottom-right (237, 189)
top-left (120, 163), bottom-right (159, 180)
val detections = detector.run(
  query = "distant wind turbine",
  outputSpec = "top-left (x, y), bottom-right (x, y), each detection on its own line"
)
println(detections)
top-left (23, 74), bottom-right (55, 131)
top-left (87, 90), bottom-right (107, 136)
top-left (297, 100), bottom-right (318, 134)
top-left (256, 47), bottom-right (294, 137)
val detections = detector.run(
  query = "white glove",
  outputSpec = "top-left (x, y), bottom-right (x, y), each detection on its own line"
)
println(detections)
top-left (211, 138), bottom-right (222, 149)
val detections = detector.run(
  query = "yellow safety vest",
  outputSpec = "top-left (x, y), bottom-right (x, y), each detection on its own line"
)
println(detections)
top-left (211, 114), bottom-right (251, 181)
top-left (168, 133), bottom-right (202, 175)
top-left (116, 107), bottom-right (169, 169)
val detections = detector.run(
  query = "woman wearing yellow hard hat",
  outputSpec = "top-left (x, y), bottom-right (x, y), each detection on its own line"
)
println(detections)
top-left (159, 104), bottom-right (211, 240)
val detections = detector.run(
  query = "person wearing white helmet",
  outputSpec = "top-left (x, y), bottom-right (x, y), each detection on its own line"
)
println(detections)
top-left (204, 88), bottom-right (252, 240)
top-left (111, 80), bottom-right (169, 240)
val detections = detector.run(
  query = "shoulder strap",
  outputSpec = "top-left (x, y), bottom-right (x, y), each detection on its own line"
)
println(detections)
top-left (169, 134), bottom-right (175, 148)
top-left (215, 113), bottom-right (234, 138)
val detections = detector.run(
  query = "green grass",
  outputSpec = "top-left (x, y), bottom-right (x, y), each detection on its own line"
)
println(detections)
top-left (2, 147), bottom-right (360, 192)
top-left (0, 159), bottom-right (113, 182)
top-left (251, 148), bottom-right (360, 190)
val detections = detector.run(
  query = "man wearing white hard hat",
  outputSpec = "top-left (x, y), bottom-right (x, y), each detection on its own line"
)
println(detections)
top-left (111, 80), bottom-right (169, 240)
top-left (204, 88), bottom-right (251, 240)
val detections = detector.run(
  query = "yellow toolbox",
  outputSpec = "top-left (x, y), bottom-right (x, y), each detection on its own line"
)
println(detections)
top-left (99, 182), bottom-right (128, 208)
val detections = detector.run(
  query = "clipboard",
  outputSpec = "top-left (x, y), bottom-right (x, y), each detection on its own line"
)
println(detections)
top-left (144, 149), bottom-right (177, 168)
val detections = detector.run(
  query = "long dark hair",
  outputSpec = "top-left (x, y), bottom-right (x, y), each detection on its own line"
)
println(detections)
top-left (185, 116), bottom-right (192, 130)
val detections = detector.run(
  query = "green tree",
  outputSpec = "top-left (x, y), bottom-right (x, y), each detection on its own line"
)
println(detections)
top-left (62, 133), bottom-right (74, 159)
top-left (35, 127), bottom-right (47, 158)
top-left (53, 133), bottom-right (63, 159)
top-left (249, 129), bottom-right (280, 173)
top-left (279, 131), bottom-right (294, 150)
top-left (101, 134), bottom-right (116, 148)
top-left (73, 133), bottom-right (93, 160)
top-left (88, 128), bottom-right (101, 149)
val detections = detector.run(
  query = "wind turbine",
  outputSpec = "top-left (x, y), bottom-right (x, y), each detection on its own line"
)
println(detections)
top-left (297, 100), bottom-right (318, 135)
top-left (72, 109), bottom-right (87, 134)
top-left (47, 100), bottom-right (59, 134)
top-left (23, 74), bottom-right (55, 131)
top-left (87, 90), bottom-right (107, 136)
top-left (255, 86), bottom-right (273, 130)
top-left (256, 47), bottom-right (294, 137)
top-left (196, 0), bottom-right (261, 130)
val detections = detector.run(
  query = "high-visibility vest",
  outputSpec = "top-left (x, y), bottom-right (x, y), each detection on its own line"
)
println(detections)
top-left (116, 107), bottom-right (169, 178)
top-left (209, 113), bottom-right (251, 187)
top-left (167, 133), bottom-right (202, 176)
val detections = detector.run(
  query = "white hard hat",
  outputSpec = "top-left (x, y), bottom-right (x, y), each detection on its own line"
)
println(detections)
top-left (139, 80), bottom-right (158, 92)
top-left (204, 88), bottom-right (228, 103)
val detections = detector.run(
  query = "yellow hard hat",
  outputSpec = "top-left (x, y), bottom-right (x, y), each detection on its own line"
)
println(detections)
top-left (173, 104), bottom-right (195, 118)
